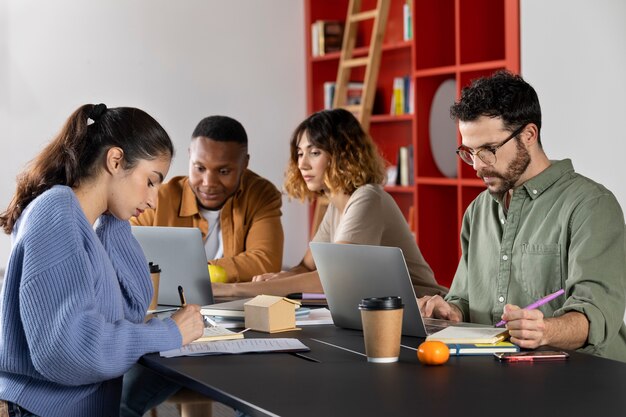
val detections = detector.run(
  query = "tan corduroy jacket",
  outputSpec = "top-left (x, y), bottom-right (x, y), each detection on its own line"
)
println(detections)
top-left (131, 170), bottom-right (284, 282)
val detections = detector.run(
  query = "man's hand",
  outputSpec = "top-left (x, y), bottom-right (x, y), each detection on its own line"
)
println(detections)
top-left (501, 304), bottom-right (547, 349)
top-left (418, 295), bottom-right (463, 322)
top-left (502, 306), bottom-right (588, 350)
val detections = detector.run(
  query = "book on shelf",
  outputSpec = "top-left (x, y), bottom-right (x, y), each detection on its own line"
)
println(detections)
top-left (403, 1), bottom-right (413, 41)
top-left (311, 20), bottom-right (344, 57)
top-left (447, 341), bottom-right (520, 356)
top-left (389, 76), bottom-right (412, 115)
top-left (386, 165), bottom-right (398, 185)
top-left (407, 144), bottom-right (414, 185)
top-left (323, 81), bottom-right (364, 109)
top-left (426, 326), bottom-right (509, 344)
top-left (396, 145), bottom-right (414, 186)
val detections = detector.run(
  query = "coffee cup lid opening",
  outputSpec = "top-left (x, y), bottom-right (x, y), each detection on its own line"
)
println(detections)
top-left (358, 296), bottom-right (403, 310)
top-left (149, 262), bottom-right (161, 273)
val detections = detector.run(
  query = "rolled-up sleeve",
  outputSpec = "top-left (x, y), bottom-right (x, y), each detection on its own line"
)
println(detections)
top-left (555, 194), bottom-right (626, 356)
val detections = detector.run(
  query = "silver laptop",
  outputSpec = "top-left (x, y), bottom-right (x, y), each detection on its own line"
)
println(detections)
top-left (310, 242), bottom-right (453, 337)
top-left (131, 226), bottom-right (214, 307)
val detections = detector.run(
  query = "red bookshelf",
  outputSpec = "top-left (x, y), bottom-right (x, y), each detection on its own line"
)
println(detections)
top-left (305, 0), bottom-right (520, 288)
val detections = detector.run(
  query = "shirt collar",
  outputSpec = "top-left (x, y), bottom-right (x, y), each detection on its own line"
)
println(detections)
top-left (521, 159), bottom-right (574, 200)
top-left (179, 171), bottom-right (248, 217)
top-left (180, 178), bottom-right (200, 217)
top-left (489, 159), bottom-right (574, 205)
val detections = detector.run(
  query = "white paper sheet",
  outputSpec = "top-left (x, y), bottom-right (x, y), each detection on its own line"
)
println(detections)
top-left (160, 338), bottom-right (309, 358)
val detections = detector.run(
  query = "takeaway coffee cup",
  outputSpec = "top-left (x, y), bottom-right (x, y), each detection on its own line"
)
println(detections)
top-left (359, 296), bottom-right (404, 363)
top-left (148, 262), bottom-right (161, 311)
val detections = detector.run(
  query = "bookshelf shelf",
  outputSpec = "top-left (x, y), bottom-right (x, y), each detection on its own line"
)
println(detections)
top-left (305, 0), bottom-right (520, 287)
top-left (370, 114), bottom-right (413, 123)
top-left (415, 177), bottom-right (459, 186)
top-left (310, 41), bottom-right (412, 64)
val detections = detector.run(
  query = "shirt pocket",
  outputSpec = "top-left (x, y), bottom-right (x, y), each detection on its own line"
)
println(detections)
top-left (520, 243), bottom-right (562, 300)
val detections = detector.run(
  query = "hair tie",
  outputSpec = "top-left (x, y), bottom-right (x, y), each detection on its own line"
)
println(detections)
top-left (87, 103), bottom-right (108, 125)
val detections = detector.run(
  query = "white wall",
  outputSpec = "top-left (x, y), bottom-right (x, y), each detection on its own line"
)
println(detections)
top-left (0, 0), bottom-right (309, 270)
top-left (521, 0), bottom-right (626, 211)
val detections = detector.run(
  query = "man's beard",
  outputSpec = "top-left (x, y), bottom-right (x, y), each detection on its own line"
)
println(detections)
top-left (478, 140), bottom-right (531, 200)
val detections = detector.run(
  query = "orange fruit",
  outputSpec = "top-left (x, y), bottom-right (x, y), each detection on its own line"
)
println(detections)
top-left (417, 341), bottom-right (450, 365)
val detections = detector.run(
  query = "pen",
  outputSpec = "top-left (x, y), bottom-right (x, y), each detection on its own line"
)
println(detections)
top-left (290, 352), bottom-right (321, 363)
top-left (286, 293), bottom-right (327, 300)
top-left (178, 285), bottom-right (187, 307)
top-left (495, 288), bottom-right (565, 327)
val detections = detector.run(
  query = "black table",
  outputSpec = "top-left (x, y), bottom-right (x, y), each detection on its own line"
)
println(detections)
top-left (141, 325), bottom-right (626, 417)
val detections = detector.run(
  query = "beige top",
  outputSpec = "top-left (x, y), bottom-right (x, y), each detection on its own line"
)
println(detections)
top-left (313, 184), bottom-right (448, 296)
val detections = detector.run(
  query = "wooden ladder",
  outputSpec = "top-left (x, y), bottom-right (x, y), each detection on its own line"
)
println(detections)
top-left (332, 0), bottom-right (391, 133)
top-left (310, 0), bottom-right (391, 239)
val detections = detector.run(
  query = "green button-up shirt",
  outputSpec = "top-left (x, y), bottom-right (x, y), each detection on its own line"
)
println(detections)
top-left (446, 159), bottom-right (626, 362)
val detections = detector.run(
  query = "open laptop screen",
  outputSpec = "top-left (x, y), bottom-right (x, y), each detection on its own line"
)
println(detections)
top-left (131, 226), bottom-right (214, 306)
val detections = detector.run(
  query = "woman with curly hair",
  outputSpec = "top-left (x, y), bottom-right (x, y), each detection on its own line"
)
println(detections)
top-left (213, 108), bottom-right (447, 298)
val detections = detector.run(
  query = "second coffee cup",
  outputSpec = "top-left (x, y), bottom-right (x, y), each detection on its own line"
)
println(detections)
top-left (148, 262), bottom-right (161, 311)
top-left (359, 296), bottom-right (404, 363)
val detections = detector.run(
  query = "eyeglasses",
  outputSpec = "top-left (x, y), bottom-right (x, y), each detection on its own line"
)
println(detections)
top-left (456, 124), bottom-right (527, 166)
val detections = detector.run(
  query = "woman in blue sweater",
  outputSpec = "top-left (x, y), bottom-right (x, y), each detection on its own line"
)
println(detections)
top-left (0, 104), bottom-right (204, 417)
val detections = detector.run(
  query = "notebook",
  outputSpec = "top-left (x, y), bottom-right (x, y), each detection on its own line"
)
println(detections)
top-left (425, 326), bottom-right (509, 344)
top-left (310, 242), bottom-right (468, 337)
top-left (131, 226), bottom-right (214, 307)
top-left (446, 341), bottom-right (519, 356)
top-left (200, 298), bottom-right (253, 318)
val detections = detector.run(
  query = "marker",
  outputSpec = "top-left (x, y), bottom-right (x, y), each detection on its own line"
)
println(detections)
top-left (286, 293), bottom-right (327, 300)
top-left (495, 289), bottom-right (565, 327)
top-left (290, 352), bottom-right (321, 363)
top-left (178, 285), bottom-right (187, 307)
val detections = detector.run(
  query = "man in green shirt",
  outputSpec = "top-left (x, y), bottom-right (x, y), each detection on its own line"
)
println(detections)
top-left (420, 71), bottom-right (626, 362)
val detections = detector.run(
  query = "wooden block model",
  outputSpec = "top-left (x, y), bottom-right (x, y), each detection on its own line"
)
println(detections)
top-left (244, 295), bottom-right (301, 333)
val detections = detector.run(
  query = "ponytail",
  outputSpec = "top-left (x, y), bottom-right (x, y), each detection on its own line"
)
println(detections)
top-left (0, 103), bottom-right (173, 234)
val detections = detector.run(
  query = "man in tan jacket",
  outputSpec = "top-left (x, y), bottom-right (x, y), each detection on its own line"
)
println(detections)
top-left (131, 114), bottom-right (284, 282)
top-left (121, 116), bottom-right (284, 417)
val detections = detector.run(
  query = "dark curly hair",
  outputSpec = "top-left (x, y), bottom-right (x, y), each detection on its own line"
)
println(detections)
top-left (450, 70), bottom-right (542, 145)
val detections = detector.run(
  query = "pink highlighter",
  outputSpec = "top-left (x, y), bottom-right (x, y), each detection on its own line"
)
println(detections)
top-left (495, 289), bottom-right (565, 327)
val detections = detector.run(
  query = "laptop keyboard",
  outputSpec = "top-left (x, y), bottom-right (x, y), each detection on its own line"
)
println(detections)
top-left (423, 318), bottom-right (493, 335)
top-left (423, 317), bottom-right (455, 334)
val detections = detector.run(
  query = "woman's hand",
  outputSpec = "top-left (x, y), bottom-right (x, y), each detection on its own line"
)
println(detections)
top-left (212, 282), bottom-right (234, 298)
top-left (170, 304), bottom-right (204, 345)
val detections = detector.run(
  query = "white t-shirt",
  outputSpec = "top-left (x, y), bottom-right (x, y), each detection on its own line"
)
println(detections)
top-left (199, 208), bottom-right (224, 261)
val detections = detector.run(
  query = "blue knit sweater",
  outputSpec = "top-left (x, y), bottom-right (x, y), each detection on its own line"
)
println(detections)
top-left (0, 186), bottom-right (182, 417)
